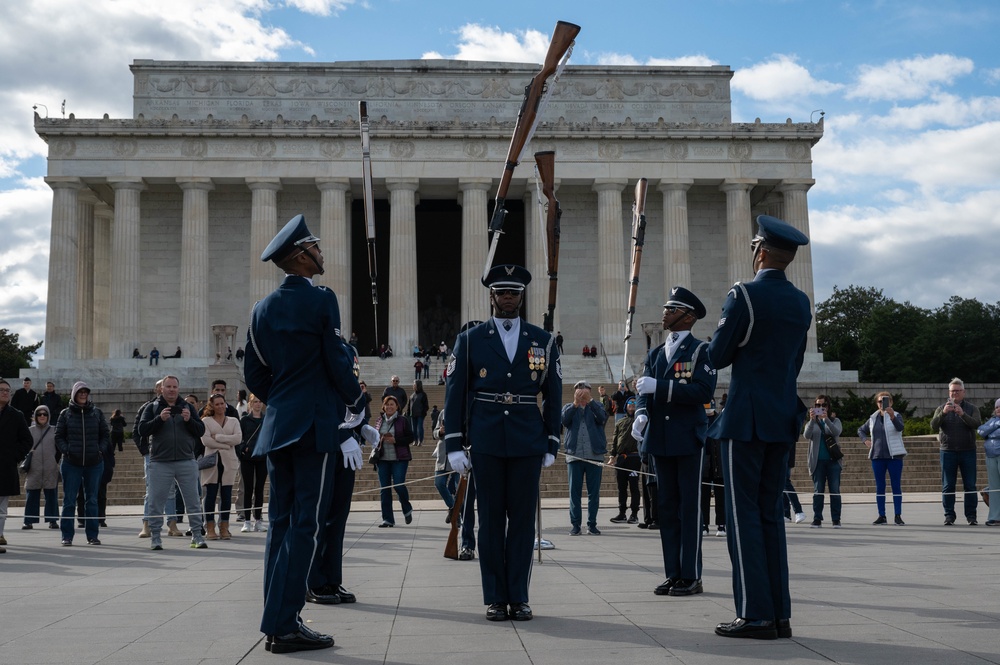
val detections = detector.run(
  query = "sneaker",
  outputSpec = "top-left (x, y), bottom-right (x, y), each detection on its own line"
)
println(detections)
top-left (569, 525), bottom-right (581, 536)
top-left (810, 519), bottom-right (822, 528)
top-left (872, 515), bottom-right (887, 525)
top-left (191, 537), bottom-right (208, 549)
top-left (627, 514), bottom-right (639, 524)
top-left (702, 526), bottom-right (710, 536)
top-left (794, 512), bottom-right (807, 524)
top-left (253, 519), bottom-right (267, 532)
top-left (236, 515), bottom-right (245, 522)
top-left (241, 521), bottom-right (253, 533)
top-left (968, 518), bottom-right (978, 526)
top-left (88, 538), bottom-right (101, 545)
top-left (894, 515), bottom-right (905, 526)
top-left (77, 521), bottom-right (85, 529)
top-left (944, 516), bottom-right (956, 525)
top-left (0, 536), bottom-right (8, 546)
top-left (610, 514), bottom-right (628, 524)
top-left (832, 520), bottom-right (842, 528)
top-left (61, 539), bottom-right (72, 546)
top-left (21, 524), bottom-right (33, 530)
top-left (716, 525), bottom-right (726, 537)
top-left (985, 520), bottom-right (1000, 526)
top-left (48, 522), bottom-right (59, 529)
top-left (150, 538), bottom-right (163, 551)
top-left (587, 525), bottom-right (601, 535)
top-left (784, 515), bottom-right (792, 522)
top-left (99, 520), bottom-right (108, 528)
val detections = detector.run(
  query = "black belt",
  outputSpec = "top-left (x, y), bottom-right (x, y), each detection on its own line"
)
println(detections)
top-left (474, 392), bottom-right (537, 405)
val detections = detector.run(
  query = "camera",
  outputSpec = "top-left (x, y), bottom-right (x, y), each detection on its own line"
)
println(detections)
top-left (170, 405), bottom-right (184, 415)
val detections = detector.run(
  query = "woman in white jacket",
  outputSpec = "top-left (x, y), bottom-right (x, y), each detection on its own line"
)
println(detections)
top-left (200, 394), bottom-right (242, 540)
top-left (857, 391), bottom-right (907, 526)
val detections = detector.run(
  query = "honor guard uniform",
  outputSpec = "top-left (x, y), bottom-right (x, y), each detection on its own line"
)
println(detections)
top-left (244, 214), bottom-right (365, 654)
top-left (633, 286), bottom-right (717, 598)
top-left (443, 265), bottom-right (562, 622)
top-left (708, 215), bottom-right (811, 640)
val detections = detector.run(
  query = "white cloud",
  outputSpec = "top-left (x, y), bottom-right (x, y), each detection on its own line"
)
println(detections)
top-left (595, 52), bottom-right (717, 67)
top-left (421, 23), bottom-right (553, 63)
top-left (731, 55), bottom-right (842, 102)
top-left (0, 178), bottom-right (53, 346)
top-left (848, 54), bottom-right (974, 101)
top-left (283, 0), bottom-right (356, 16)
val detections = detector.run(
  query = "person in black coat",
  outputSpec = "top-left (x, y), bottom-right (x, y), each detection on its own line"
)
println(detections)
top-left (1, 379), bottom-right (34, 552)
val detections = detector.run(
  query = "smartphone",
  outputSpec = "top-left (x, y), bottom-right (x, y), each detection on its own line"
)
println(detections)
top-left (880, 396), bottom-right (890, 410)
top-left (812, 407), bottom-right (822, 416)
top-left (170, 404), bottom-right (184, 415)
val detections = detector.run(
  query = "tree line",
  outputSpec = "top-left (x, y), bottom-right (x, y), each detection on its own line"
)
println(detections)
top-left (816, 286), bottom-right (1000, 384)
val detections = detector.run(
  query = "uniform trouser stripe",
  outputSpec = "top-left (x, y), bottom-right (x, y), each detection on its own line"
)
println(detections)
top-left (723, 439), bottom-right (748, 617)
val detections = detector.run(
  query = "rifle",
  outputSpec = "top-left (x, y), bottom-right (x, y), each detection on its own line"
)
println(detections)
top-left (534, 151), bottom-right (561, 332)
top-left (482, 20), bottom-right (580, 281)
top-left (359, 101), bottom-right (379, 350)
top-left (622, 178), bottom-right (648, 381)
top-left (443, 474), bottom-right (469, 560)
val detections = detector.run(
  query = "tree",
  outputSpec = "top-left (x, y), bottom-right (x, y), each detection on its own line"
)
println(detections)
top-left (856, 301), bottom-right (931, 382)
top-left (816, 285), bottom-right (890, 370)
top-left (0, 328), bottom-right (43, 378)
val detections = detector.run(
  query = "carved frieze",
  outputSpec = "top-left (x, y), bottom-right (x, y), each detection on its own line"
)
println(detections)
top-left (389, 141), bottom-right (415, 159)
top-left (728, 142), bottom-right (752, 161)
top-left (113, 139), bottom-right (138, 158)
top-left (51, 139), bottom-right (76, 157)
top-left (319, 140), bottom-right (345, 158)
top-left (181, 139), bottom-right (208, 158)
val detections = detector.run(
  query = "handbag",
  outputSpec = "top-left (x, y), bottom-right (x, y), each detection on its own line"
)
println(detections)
top-left (368, 443), bottom-right (383, 466)
top-left (19, 429), bottom-right (49, 473)
top-left (824, 433), bottom-right (844, 461)
top-left (197, 451), bottom-right (219, 470)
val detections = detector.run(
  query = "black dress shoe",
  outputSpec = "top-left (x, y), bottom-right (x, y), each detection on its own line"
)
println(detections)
top-left (22, 523), bottom-right (32, 530)
top-left (653, 578), bottom-right (676, 596)
top-left (334, 585), bottom-right (357, 603)
top-left (509, 602), bottom-right (532, 621)
top-left (647, 521), bottom-right (659, 530)
top-left (667, 579), bottom-right (703, 596)
top-left (267, 630), bottom-right (334, 654)
top-left (636, 522), bottom-right (649, 529)
top-left (458, 547), bottom-right (475, 561)
top-left (776, 619), bottom-right (792, 638)
top-left (715, 618), bottom-right (778, 640)
top-left (306, 585), bottom-right (342, 605)
top-left (609, 514), bottom-right (628, 523)
top-left (486, 602), bottom-right (509, 621)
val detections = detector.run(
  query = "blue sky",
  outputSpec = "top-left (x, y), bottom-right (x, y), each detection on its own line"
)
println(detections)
top-left (2, 0), bottom-right (999, 356)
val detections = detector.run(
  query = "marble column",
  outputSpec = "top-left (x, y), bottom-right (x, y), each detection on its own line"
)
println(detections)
top-left (593, 179), bottom-right (629, 355)
top-left (658, 179), bottom-right (694, 290)
top-left (92, 204), bottom-right (113, 359)
top-left (108, 178), bottom-right (145, 360)
top-left (777, 179), bottom-right (819, 353)
top-left (316, 178), bottom-right (352, 339)
top-left (246, 178), bottom-right (281, 305)
top-left (177, 178), bottom-right (214, 359)
top-left (75, 191), bottom-right (97, 359)
top-left (459, 178), bottom-right (492, 325)
top-left (720, 179), bottom-right (758, 286)
top-left (43, 177), bottom-right (84, 362)
top-left (386, 178), bottom-right (420, 354)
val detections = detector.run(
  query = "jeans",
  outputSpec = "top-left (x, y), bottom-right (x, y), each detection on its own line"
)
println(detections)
top-left (203, 483), bottom-right (233, 523)
top-left (434, 469), bottom-right (458, 509)
top-left (941, 450), bottom-right (978, 520)
top-left (60, 460), bottom-right (103, 542)
top-left (376, 460), bottom-right (412, 524)
top-left (781, 467), bottom-right (803, 516)
top-left (142, 454), bottom-right (177, 522)
top-left (145, 459), bottom-right (204, 536)
top-left (567, 459), bottom-right (602, 528)
top-left (411, 417), bottom-right (425, 444)
top-left (811, 459), bottom-right (842, 522)
top-left (871, 458), bottom-right (903, 516)
top-left (24, 487), bottom-right (59, 525)
top-left (985, 456), bottom-right (1000, 522)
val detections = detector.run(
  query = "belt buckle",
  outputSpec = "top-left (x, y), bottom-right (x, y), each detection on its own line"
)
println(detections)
top-left (499, 392), bottom-right (514, 404)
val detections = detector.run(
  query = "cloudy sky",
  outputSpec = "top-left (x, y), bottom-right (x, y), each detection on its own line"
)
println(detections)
top-left (2, 0), bottom-right (999, 357)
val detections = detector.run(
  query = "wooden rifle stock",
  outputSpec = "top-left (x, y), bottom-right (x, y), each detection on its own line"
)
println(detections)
top-left (443, 474), bottom-right (469, 560)
top-left (622, 178), bottom-right (648, 378)
top-left (359, 101), bottom-right (380, 348)
top-left (534, 151), bottom-right (561, 332)
top-left (484, 20), bottom-right (580, 280)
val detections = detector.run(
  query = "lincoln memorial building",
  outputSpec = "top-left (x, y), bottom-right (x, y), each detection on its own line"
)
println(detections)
top-left (34, 59), bottom-right (854, 388)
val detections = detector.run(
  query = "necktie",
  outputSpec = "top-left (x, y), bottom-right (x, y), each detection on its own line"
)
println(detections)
top-left (503, 320), bottom-right (512, 331)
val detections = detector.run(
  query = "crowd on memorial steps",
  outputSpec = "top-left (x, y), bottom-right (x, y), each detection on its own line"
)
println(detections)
top-left (4, 221), bottom-right (1000, 655)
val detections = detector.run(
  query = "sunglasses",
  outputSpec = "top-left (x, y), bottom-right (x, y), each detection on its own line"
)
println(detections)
top-left (493, 288), bottom-right (523, 297)
top-left (663, 306), bottom-right (689, 314)
top-left (814, 402), bottom-right (826, 407)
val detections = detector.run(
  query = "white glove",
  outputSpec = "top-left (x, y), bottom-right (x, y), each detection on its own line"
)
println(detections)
top-left (542, 453), bottom-right (555, 468)
top-left (360, 424), bottom-right (379, 446)
top-left (339, 409), bottom-right (364, 430)
top-left (340, 438), bottom-right (363, 470)
top-left (635, 377), bottom-right (656, 395)
top-left (448, 450), bottom-right (471, 476)
top-left (631, 414), bottom-right (648, 442)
